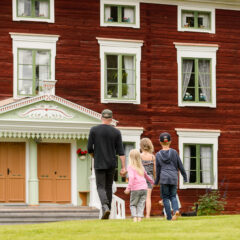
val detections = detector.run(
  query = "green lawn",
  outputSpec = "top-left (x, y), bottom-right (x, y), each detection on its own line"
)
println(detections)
top-left (0, 215), bottom-right (239, 240)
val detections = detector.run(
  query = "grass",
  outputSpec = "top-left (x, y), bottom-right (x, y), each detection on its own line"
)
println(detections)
top-left (0, 215), bottom-right (239, 240)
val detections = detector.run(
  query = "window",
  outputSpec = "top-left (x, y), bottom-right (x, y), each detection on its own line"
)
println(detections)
top-left (178, 6), bottom-right (215, 34)
top-left (182, 58), bottom-right (211, 103)
top-left (106, 54), bottom-right (136, 100)
top-left (183, 144), bottom-right (213, 185)
top-left (115, 142), bottom-right (135, 184)
top-left (116, 127), bottom-right (143, 186)
top-left (100, 0), bottom-right (140, 28)
top-left (97, 38), bottom-right (143, 104)
top-left (18, 49), bottom-right (51, 96)
top-left (174, 43), bottom-right (218, 108)
top-left (176, 128), bottom-right (220, 189)
top-left (10, 33), bottom-right (59, 98)
top-left (13, 0), bottom-right (54, 23)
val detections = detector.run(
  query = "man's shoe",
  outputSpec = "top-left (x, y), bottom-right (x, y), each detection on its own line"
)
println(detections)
top-left (101, 205), bottom-right (110, 220)
top-left (172, 211), bottom-right (180, 221)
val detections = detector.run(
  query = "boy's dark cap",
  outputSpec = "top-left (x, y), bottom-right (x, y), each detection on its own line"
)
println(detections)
top-left (159, 132), bottom-right (171, 143)
top-left (101, 109), bottom-right (113, 118)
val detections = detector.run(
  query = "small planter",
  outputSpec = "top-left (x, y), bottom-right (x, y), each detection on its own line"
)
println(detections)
top-left (79, 155), bottom-right (86, 160)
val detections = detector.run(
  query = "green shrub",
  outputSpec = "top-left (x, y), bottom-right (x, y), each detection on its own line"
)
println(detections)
top-left (193, 190), bottom-right (227, 216)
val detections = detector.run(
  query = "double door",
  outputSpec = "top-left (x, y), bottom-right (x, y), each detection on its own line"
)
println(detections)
top-left (0, 142), bottom-right (25, 203)
top-left (38, 143), bottom-right (71, 203)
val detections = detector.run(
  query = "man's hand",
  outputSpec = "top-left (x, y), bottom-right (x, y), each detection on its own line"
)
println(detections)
top-left (120, 168), bottom-right (127, 177)
top-left (124, 189), bottom-right (130, 195)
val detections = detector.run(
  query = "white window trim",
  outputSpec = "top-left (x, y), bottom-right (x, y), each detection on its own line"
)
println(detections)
top-left (12, 0), bottom-right (55, 23)
top-left (116, 127), bottom-right (143, 187)
top-left (178, 5), bottom-right (215, 34)
top-left (176, 128), bottom-right (220, 190)
top-left (10, 32), bottom-right (59, 99)
top-left (100, 0), bottom-right (140, 28)
top-left (174, 42), bottom-right (218, 108)
top-left (97, 37), bottom-right (143, 104)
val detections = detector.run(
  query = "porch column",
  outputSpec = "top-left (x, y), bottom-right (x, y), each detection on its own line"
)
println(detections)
top-left (28, 139), bottom-right (39, 205)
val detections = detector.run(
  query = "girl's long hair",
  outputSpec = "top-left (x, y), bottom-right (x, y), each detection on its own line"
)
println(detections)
top-left (128, 149), bottom-right (144, 176)
top-left (140, 138), bottom-right (154, 153)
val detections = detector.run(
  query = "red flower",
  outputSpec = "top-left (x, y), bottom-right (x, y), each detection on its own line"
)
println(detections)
top-left (77, 148), bottom-right (88, 156)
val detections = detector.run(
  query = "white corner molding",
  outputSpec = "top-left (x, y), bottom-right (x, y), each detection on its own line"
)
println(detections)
top-left (176, 128), bottom-right (221, 190)
top-left (10, 33), bottom-right (59, 99)
top-left (12, 0), bottom-right (55, 23)
top-left (97, 37), bottom-right (143, 104)
top-left (174, 42), bottom-right (219, 108)
top-left (100, 0), bottom-right (140, 28)
top-left (178, 5), bottom-right (216, 34)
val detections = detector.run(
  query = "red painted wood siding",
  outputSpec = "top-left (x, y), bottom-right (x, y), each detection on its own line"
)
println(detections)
top-left (0, 0), bottom-right (239, 214)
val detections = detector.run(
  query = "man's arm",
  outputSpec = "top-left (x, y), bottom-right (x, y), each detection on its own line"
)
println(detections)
top-left (119, 155), bottom-right (127, 176)
top-left (87, 128), bottom-right (94, 157)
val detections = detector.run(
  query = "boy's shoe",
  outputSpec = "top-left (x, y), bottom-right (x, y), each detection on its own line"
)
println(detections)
top-left (101, 205), bottom-right (110, 220)
top-left (172, 211), bottom-right (180, 221)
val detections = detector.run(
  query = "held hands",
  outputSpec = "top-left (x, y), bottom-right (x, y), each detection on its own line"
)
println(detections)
top-left (124, 188), bottom-right (130, 195)
top-left (120, 168), bottom-right (127, 177)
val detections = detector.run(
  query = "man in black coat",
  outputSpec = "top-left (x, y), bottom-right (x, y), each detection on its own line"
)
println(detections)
top-left (88, 109), bottom-right (126, 219)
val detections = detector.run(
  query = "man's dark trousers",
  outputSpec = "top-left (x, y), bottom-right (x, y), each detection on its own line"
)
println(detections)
top-left (95, 168), bottom-right (115, 209)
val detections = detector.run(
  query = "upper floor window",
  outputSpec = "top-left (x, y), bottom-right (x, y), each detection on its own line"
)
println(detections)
top-left (174, 43), bottom-right (218, 108)
top-left (97, 37), bottom-right (143, 104)
top-left (13, 0), bottom-right (54, 23)
top-left (176, 128), bottom-right (220, 190)
top-left (18, 49), bottom-right (51, 96)
top-left (178, 6), bottom-right (215, 34)
top-left (106, 54), bottom-right (136, 100)
top-left (100, 0), bottom-right (140, 28)
top-left (182, 58), bottom-right (211, 104)
top-left (10, 33), bottom-right (59, 98)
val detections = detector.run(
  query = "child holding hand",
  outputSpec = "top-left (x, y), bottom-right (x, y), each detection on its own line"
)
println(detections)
top-left (124, 149), bottom-right (154, 222)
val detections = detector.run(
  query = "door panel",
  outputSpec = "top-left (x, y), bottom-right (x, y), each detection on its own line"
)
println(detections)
top-left (0, 142), bottom-right (25, 203)
top-left (38, 143), bottom-right (71, 203)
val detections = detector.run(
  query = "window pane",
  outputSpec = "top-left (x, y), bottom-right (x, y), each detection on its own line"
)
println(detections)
top-left (182, 11), bottom-right (194, 27)
top-left (106, 55), bottom-right (118, 98)
top-left (19, 50), bottom-right (32, 65)
top-left (35, 0), bottom-right (49, 18)
top-left (107, 55), bottom-right (118, 69)
top-left (182, 59), bottom-right (195, 101)
top-left (122, 56), bottom-right (135, 98)
top-left (198, 59), bottom-right (211, 102)
top-left (200, 146), bottom-right (212, 184)
top-left (19, 65), bottom-right (33, 79)
top-left (36, 51), bottom-right (50, 65)
top-left (110, 6), bottom-right (118, 22)
top-left (198, 12), bottom-right (210, 29)
top-left (18, 0), bottom-right (31, 17)
top-left (184, 145), bottom-right (197, 183)
top-left (18, 79), bottom-right (33, 95)
top-left (121, 7), bottom-right (134, 23)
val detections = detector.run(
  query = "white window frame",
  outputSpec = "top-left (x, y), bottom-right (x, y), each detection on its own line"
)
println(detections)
top-left (100, 0), bottom-right (140, 28)
top-left (176, 128), bottom-right (220, 190)
top-left (97, 37), bottom-right (143, 104)
top-left (178, 5), bottom-right (215, 34)
top-left (10, 32), bottom-right (59, 99)
top-left (116, 127), bottom-right (143, 187)
top-left (174, 42), bottom-right (218, 108)
top-left (12, 0), bottom-right (55, 23)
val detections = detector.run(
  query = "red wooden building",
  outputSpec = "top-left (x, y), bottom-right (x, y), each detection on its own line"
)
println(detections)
top-left (0, 0), bottom-right (240, 215)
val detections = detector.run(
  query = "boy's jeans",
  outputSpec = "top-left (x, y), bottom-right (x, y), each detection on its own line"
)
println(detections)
top-left (161, 184), bottom-right (179, 220)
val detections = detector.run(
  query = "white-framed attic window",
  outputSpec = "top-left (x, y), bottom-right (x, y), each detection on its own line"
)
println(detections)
top-left (10, 33), bottom-right (59, 99)
top-left (100, 0), bottom-right (140, 28)
top-left (97, 37), bottom-right (143, 104)
top-left (174, 42), bottom-right (218, 108)
top-left (178, 5), bottom-right (215, 34)
top-left (12, 0), bottom-right (55, 23)
top-left (176, 128), bottom-right (220, 190)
